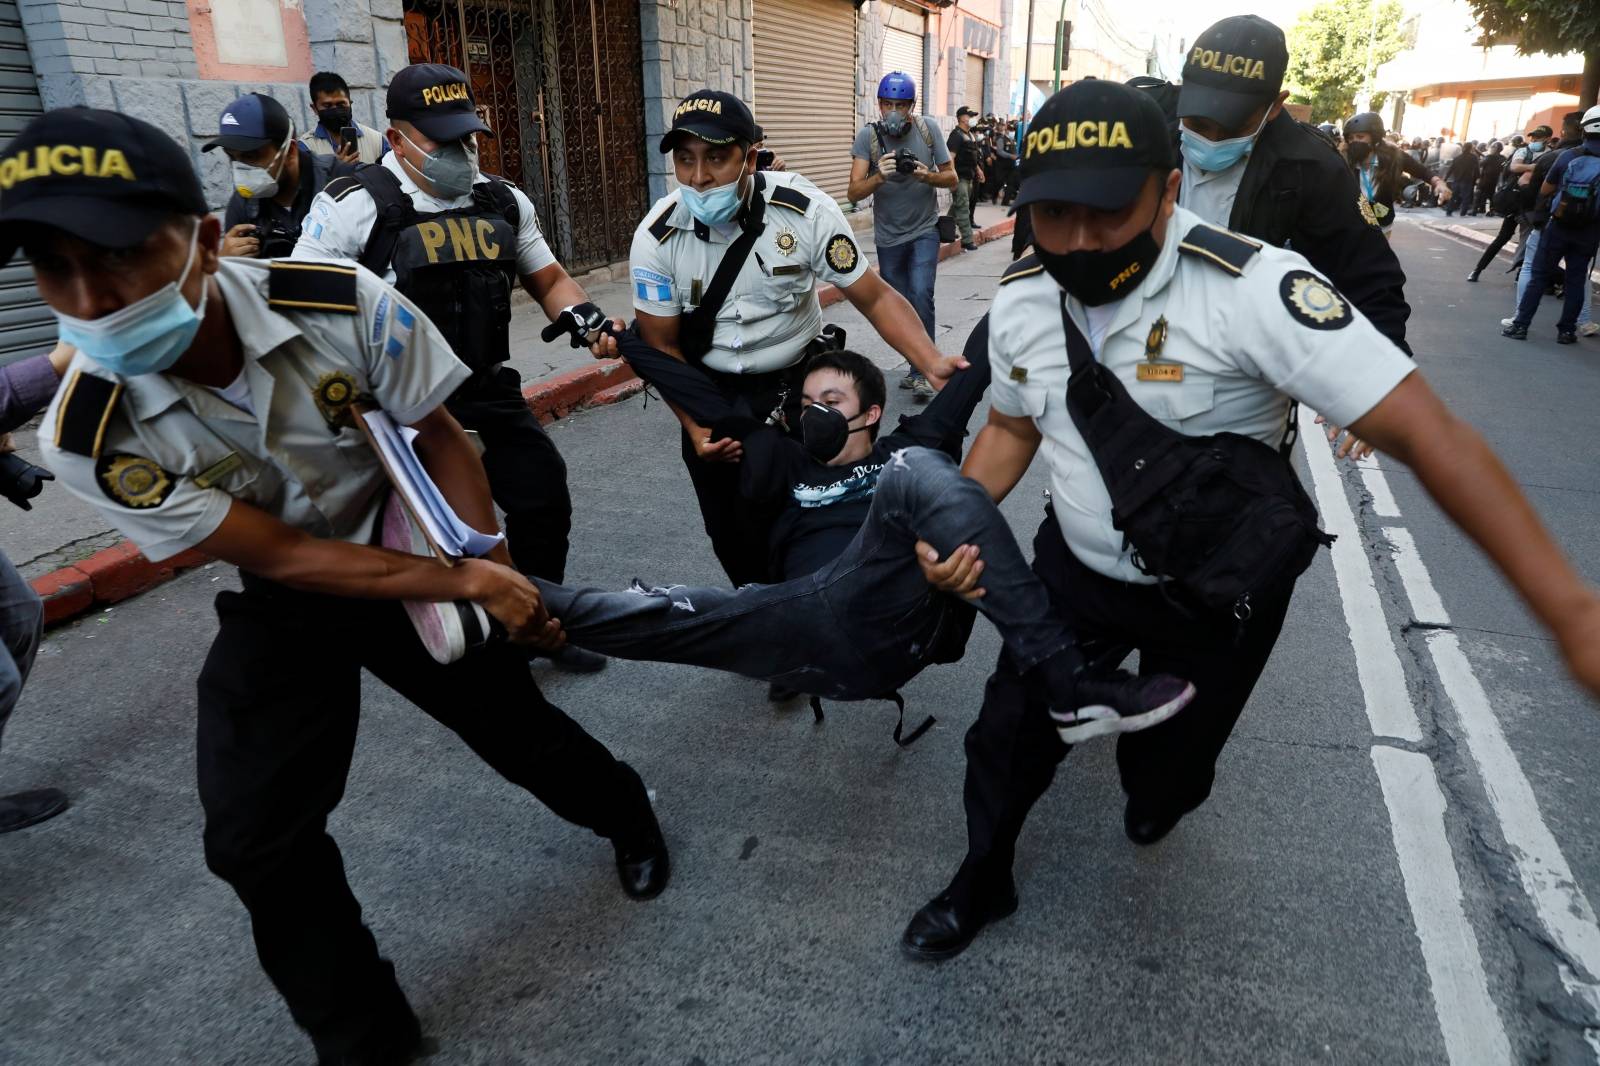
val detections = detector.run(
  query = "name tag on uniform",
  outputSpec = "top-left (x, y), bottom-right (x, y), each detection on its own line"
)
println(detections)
top-left (1136, 363), bottom-right (1184, 383)
top-left (772, 264), bottom-right (804, 277)
top-left (193, 451), bottom-right (244, 489)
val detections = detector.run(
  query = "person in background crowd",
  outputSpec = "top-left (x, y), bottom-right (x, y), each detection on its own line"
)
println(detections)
top-left (208, 94), bottom-right (348, 260)
top-left (848, 71), bottom-right (956, 402)
top-left (1503, 125), bottom-right (1552, 273)
top-left (1343, 111), bottom-right (1450, 236)
top-left (1503, 106), bottom-right (1600, 343)
top-left (1444, 141), bottom-right (1479, 217)
top-left (947, 106), bottom-right (984, 252)
top-left (1474, 141), bottom-right (1506, 216)
top-left (0, 340), bottom-right (74, 833)
top-left (300, 70), bottom-right (388, 166)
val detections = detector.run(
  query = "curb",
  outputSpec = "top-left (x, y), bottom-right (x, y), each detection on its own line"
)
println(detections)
top-left (31, 221), bottom-right (1016, 629)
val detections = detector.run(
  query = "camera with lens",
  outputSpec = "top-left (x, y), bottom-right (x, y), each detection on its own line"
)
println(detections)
top-left (254, 216), bottom-right (301, 259)
top-left (893, 149), bottom-right (918, 175)
top-left (0, 451), bottom-right (53, 510)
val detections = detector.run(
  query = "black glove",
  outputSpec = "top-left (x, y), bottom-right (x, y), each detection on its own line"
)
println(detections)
top-left (0, 452), bottom-right (53, 510)
top-left (541, 302), bottom-right (611, 348)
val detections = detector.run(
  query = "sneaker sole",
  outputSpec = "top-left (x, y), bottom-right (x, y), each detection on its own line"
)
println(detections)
top-left (1054, 681), bottom-right (1197, 744)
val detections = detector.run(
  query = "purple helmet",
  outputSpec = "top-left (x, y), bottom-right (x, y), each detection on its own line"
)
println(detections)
top-left (878, 71), bottom-right (916, 102)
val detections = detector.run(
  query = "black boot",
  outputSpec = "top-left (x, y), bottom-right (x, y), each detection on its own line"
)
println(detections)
top-left (901, 868), bottom-right (1018, 962)
top-left (611, 765), bottom-right (670, 900)
top-left (1466, 268), bottom-right (1481, 282)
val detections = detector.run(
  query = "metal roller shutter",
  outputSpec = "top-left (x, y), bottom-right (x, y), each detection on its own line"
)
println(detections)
top-left (753, 0), bottom-right (856, 202)
top-left (963, 53), bottom-right (987, 115)
top-left (0, 0), bottom-right (48, 367)
top-left (882, 27), bottom-right (924, 100)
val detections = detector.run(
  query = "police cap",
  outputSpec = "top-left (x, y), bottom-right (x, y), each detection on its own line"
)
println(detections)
top-left (202, 93), bottom-right (291, 153)
top-left (1177, 15), bottom-right (1288, 131)
top-left (387, 63), bottom-right (491, 143)
top-left (661, 90), bottom-right (760, 153)
top-left (1014, 81), bottom-right (1175, 212)
top-left (0, 108), bottom-right (208, 262)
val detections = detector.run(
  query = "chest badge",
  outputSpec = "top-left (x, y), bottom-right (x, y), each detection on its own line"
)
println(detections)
top-left (1008, 366), bottom-right (1028, 383)
top-left (313, 371), bottom-right (360, 427)
top-left (774, 229), bottom-right (797, 256)
top-left (96, 453), bottom-right (175, 509)
top-left (1138, 315), bottom-right (1183, 382)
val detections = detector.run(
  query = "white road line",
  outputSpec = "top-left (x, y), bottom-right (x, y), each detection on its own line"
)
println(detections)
top-left (1359, 459), bottom-right (1402, 518)
top-left (1297, 406), bottom-right (1421, 741)
top-left (1383, 527), bottom-right (1451, 627)
top-left (1424, 630), bottom-right (1600, 1002)
top-left (1372, 745), bottom-right (1514, 1066)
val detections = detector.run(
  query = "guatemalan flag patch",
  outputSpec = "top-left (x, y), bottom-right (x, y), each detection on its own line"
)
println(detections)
top-left (633, 267), bottom-right (673, 303)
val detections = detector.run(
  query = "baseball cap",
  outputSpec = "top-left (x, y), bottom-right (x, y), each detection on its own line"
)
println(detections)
top-left (957, 106), bottom-right (978, 118)
top-left (387, 63), bottom-right (491, 142)
top-left (1177, 15), bottom-right (1288, 132)
top-left (1014, 81), bottom-right (1175, 212)
top-left (202, 93), bottom-right (291, 153)
top-left (0, 108), bottom-right (208, 262)
top-left (1527, 124), bottom-right (1552, 139)
top-left (660, 90), bottom-right (760, 153)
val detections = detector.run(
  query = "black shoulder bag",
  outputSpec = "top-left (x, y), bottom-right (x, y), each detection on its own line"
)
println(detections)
top-left (1058, 294), bottom-right (1334, 619)
top-left (679, 173), bottom-right (767, 364)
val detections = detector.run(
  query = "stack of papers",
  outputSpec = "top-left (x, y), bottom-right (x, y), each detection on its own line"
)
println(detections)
top-left (356, 407), bottom-right (505, 560)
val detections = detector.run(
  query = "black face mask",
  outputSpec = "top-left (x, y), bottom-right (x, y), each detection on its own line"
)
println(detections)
top-left (800, 402), bottom-right (870, 462)
top-left (1347, 141), bottom-right (1373, 163)
top-left (318, 106), bottom-right (353, 133)
top-left (1034, 199), bottom-right (1163, 307)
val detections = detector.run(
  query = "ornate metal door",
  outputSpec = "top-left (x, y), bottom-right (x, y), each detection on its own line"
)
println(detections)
top-left (401, 0), bottom-right (647, 270)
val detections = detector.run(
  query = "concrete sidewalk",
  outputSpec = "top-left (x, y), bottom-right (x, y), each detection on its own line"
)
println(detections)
top-left (0, 201), bottom-right (1014, 624)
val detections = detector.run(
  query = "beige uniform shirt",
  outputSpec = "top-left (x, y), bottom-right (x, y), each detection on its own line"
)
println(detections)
top-left (38, 258), bottom-right (469, 562)
top-left (628, 170), bottom-right (869, 375)
top-left (989, 204), bottom-right (1416, 584)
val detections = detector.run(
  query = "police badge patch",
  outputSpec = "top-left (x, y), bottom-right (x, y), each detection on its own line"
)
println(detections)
top-left (826, 235), bottom-right (859, 273)
top-left (313, 371), bottom-right (360, 426)
top-left (1280, 271), bottom-right (1350, 330)
top-left (96, 453), bottom-right (174, 509)
top-left (1358, 193), bottom-right (1379, 227)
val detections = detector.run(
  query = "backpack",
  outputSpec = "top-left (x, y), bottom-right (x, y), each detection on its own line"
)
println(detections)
top-left (1551, 149), bottom-right (1600, 230)
top-left (866, 116), bottom-right (934, 167)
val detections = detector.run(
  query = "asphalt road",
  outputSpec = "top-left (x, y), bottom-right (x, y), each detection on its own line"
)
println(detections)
top-left (2, 217), bottom-right (1599, 1065)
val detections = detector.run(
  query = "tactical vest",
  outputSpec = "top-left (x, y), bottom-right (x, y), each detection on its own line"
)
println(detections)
top-left (342, 165), bottom-right (520, 372)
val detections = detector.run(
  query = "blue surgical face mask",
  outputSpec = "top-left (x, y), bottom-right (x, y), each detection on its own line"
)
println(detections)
top-left (55, 222), bottom-right (208, 377)
top-left (1529, 140), bottom-right (1545, 152)
top-left (680, 178), bottom-right (744, 225)
top-left (1179, 110), bottom-right (1270, 173)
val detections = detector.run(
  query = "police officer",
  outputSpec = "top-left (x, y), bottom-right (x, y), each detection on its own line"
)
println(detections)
top-left (900, 81), bottom-right (1600, 961)
top-left (629, 89), bottom-right (964, 588)
top-left (1158, 15), bottom-right (1414, 353)
top-left (7, 108), bottom-right (668, 1060)
top-left (294, 63), bottom-right (610, 672)
top-left (207, 94), bottom-right (347, 260)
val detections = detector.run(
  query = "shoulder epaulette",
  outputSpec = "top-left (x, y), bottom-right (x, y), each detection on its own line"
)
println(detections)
top-left (53, 368), bottom-right (123, 459)
top-left (999, 253), bottom-right (1044, 285)
top-left (268, 260), bottom-right (360, 314)
top-left (1177, 224), bottom-right (1262, 277)
top-left (768, 184), bottom-right (811, 215)
top-left (647, 203), bottom-right (677, 244)
top-left (323, 174), bottom-right (367, 203)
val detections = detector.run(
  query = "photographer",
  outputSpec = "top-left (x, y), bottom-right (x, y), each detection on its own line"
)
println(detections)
top-left (300, 71), bottom-right (388, 165)
top-left (847, 71), bottom-right (957, 400)
top-left (0, 340), bottom-right (72, 832)
top-left (207, 94), bottom-right (349, 259)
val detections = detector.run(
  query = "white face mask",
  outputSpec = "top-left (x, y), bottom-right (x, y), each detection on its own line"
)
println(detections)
top-left (232, 133), bottom-right (291, 200)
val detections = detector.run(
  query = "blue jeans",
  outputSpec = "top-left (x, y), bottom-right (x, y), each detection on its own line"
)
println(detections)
top-left (875, 231), bottom-right (939, 342)
top-left (0, 549), bottom-right (43, 748)
top-left (1513, 225), bottom-right (1600, 333)
top-left (535, 447), bottom-right (1076, 702)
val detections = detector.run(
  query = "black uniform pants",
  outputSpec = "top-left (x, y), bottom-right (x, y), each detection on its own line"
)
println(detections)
top-left (446, 365), bottom-right (572, 583)
top-left (953, 508), bottom-right (1295, 901)
top-left (679, 361), bottom-right (806, 587)
top-left (196, 574), bottom-right (646, 1058)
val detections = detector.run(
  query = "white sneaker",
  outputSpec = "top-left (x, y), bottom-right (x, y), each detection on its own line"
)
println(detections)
top-left (379, 493), bottom-right (492, 664)
top-left (1579, 322), bottom-right (1600, 337)
top-left (1500, 317), bottom-right (1515, 329)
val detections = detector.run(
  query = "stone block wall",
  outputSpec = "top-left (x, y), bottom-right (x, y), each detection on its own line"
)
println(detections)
top-left (16, 0), bottom-right (406, 208)
top-left (638, 0), bottom-right (751, 202)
